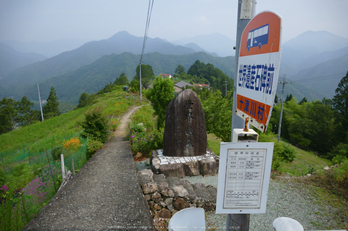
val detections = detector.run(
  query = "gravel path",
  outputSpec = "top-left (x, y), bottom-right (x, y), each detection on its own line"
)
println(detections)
top-left (24, 106), bottom-right (155, 231)
top-left (186, 176), bottom-right (345, 231)
top-left (136, 160), bottom-right (347, 231)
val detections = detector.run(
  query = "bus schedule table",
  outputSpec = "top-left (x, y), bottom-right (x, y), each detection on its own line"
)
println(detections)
top-left (216, 142), bottom-right (274, 214)
top-left (224, 149), bottom-right (265, 209)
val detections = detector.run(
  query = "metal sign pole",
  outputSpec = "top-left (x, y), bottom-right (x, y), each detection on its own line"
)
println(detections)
top-left (229, 0), bottom-right (256, 230)
top-left (231, 0), bottom-right (256, 139)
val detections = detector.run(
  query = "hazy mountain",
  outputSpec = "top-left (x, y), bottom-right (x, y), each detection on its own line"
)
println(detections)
top-left (11, 52), bottom-right (235, 104)
top-left (276, 80), bottom-right (327, 102)
top-left (173, 33), bottom-right (235, 57)
top-left (2, 39), bottom-right (89, 58)
top-left (0, 43), bottom-right (46, 76)
top-left (281, 31), bottom-right (348, 71)
top-left (1, 31), bottom-right (197, 87)
top-left (284, 30), bottom-right (348, 55)
top-left (300, 46), bottom-right (348, 69)
top-left (183, 42), bottom-right (218, 56)
top-left (290, 52), bottom-right (348, 98)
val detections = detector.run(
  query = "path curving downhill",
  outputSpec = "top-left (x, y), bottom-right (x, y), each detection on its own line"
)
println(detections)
top-left (24, 106), bottom-right (155, 231)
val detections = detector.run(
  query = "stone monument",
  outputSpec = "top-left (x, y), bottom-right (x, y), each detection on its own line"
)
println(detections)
top-left (163, 89), bottom-right (207, 157)
top-left (151, 89), bottom-right (219, 178)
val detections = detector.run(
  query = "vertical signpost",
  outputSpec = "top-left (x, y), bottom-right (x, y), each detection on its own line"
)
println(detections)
top-left (235, 11), bottom-right (282, 133)
top-left (222, 10), bottom-right (282, 231)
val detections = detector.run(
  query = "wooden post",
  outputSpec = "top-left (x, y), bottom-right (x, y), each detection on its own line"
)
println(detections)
top-left (60, 154), bottom-right (65, 181)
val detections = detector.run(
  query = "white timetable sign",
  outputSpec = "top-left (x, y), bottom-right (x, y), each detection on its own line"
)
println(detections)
top-left (216, 142), bottom-right (274, 214)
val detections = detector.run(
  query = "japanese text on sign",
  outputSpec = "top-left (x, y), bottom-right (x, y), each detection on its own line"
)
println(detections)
top-left (237, 95), bottom-right (271, 124)
top-left (223, 149), bottom-right (267, 209)
top-left (238, 64), bottom-right (275, 94)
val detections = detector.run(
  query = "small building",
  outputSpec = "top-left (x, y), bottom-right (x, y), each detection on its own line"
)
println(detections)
top-left (174, 81), bottom-right (192, 93)
top-left (161, 74), bottom-right (172, 79)
top-left (194, 83), bottom-right (210, 90)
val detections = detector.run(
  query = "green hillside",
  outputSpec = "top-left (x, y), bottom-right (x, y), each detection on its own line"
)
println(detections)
top-left (7, 52), bottom-right (235, 104)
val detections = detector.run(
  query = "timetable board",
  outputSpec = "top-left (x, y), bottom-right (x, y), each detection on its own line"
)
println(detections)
top-left (216, 142), bottom-right (274, 214)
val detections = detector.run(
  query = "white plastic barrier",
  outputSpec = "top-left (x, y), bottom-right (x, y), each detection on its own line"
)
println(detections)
top-left (273, 217), bottom-right (304, 231)
top-left (168, 208), bottom-right (205, 231)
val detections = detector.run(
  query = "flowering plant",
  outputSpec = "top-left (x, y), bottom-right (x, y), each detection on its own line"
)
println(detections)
top-left (129, 128), bottom-right (163, 157)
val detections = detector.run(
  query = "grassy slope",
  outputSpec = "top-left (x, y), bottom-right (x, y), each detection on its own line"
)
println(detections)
top-left (0, 88), bottom-right (139, 154)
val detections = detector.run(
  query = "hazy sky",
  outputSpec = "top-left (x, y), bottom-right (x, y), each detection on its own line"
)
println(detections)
top-left (1, 0), bottom-right (348, 44)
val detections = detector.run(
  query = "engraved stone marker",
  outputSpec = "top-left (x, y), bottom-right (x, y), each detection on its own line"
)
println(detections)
top-left (163, 89), bottom-right (207, 157)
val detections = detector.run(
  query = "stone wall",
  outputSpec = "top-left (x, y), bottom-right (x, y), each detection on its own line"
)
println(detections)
top-left (150, 149), bottom-right (219, 178)
top-left (137, 169), bottom-right (217, 220)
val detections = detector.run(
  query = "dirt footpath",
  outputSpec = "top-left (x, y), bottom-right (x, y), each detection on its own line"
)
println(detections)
top-left (24, 106), bottom-right (155, 230)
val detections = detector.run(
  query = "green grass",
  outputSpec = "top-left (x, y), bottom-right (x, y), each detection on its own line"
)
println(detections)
top-left (278, 145), bottom-right (331, 176)
top-left (207, 133), bottom-right (221, 155)
top-left (0, 89), bottom-right (141, 230)
top-left (0, 90), bottom-right (139, 155)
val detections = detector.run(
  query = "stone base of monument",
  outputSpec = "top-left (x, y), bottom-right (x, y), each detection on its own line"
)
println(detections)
top-left (150, 148), bottom-right (219, 178)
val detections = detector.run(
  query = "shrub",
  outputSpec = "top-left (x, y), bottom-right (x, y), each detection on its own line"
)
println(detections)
top-left (129, 128), bottom-right (163, 157)
top-left (80, 107), bottom-right (110, 143)
top-left (328, 143), bottom-right (348, 160)
top-left (279, 144), bottom-right (296, 163)
top-left (332, 155), bottom-right (348, 165)
top-left (51, 145), bottom-right (73, 161)
top-left (332, 160), bottom-right (348, 183)
top-left (86, 139), bottom-right (104, 160)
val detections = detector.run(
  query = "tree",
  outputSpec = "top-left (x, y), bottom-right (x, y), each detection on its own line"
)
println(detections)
top-left (145, 76), bottom-right (175, 129)
top-left (332, 72), bottom-right (348, 143)
top-left (114, 73), bottom-right (129, 86)
top-left (130, 79), bottom-right (140, 93)
top-left (333, 72), bottom-right (348, 117)
top-left (285, 94), bottom-right (293, 102)
top-left (299, 97), bottom-right (308, 105)
top-left (175, 64), bottom-right (186, 75)
top-left (76, 93), bottom-right (91, 109)
top-left (134, 64), bottom-right (155, 81)
top-left (200, 90), bottom-right (232, 142)
top-left (187, 60), bottom-right (233, 94)
top-left (43, 87), bottom-right (60, 119)
top-left (16, 96), bottom-right (39, 126)
top-left (0, 97), bottom-right (17, 134)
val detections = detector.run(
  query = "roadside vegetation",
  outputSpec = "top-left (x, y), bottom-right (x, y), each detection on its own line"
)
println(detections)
top-left (1, 59), bottom-right (347, 229)
top-left (0, 86), bottom-right (140, 230)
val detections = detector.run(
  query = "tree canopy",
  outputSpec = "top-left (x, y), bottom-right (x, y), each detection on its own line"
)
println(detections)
top-left (114, 73), bottom-right (129, 86)
top-left (145, 76), bottom-right (175, 129)
top-left (43, 87), bottom-right (60, 119)
top-left (186, 60), bottom-right (233, 95)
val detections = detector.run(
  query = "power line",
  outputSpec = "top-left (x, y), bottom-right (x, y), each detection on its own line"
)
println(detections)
top-left (140, 0), bottom-right (155, 64)
top-left (139, 0), bottom-right (155, 104)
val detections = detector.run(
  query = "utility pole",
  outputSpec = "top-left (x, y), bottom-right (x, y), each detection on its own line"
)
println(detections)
top-left (37, 83), bottom-right (44, 121)
top-left (231, 0), bottom-right (256, 138)
top-left (139, 63), bottom-right (142, 105)
top-left (278, 75), bottom-right (291, 142)
top-left (228, 0), bottom-right (256, 230)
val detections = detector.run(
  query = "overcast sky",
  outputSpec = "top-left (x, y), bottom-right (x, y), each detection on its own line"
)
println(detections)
top-left (1, 0), bottom-right (348, 44)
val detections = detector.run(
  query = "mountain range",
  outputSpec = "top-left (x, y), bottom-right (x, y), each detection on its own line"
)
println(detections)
top-left (1, 30), bottom-right (347, 106)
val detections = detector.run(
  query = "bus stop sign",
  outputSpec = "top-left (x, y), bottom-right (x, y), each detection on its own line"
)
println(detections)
top-left (236, 11), bottom-right (282, 132)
